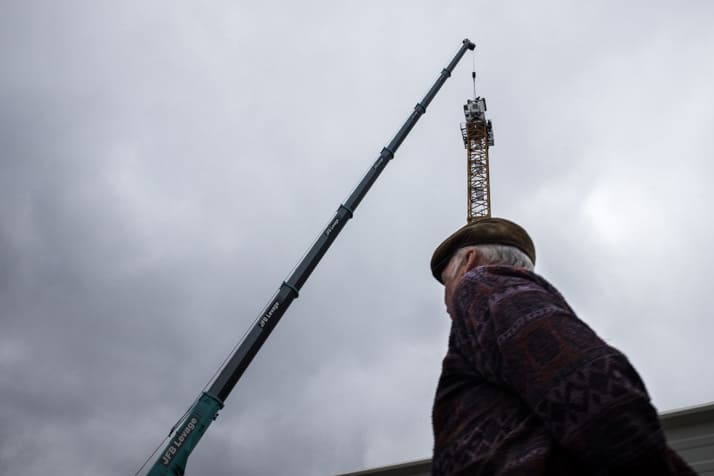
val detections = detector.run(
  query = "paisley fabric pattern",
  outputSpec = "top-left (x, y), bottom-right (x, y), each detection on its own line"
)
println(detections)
top-left (432, 265), bottom-right (696, 476)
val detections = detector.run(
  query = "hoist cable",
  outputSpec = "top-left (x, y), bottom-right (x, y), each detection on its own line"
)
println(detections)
top-left (472, 50), bottom-right (477, 99)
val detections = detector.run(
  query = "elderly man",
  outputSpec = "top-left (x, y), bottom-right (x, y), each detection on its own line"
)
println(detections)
top-left (429, 217), bottom-right (695, 475)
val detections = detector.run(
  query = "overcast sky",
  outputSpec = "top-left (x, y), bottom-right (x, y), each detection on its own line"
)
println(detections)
top-left (2, 1), bottom-right (713, 475)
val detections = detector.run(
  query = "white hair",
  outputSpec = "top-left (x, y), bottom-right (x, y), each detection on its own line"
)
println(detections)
top-left (443, 244), bottom-right (534, 281)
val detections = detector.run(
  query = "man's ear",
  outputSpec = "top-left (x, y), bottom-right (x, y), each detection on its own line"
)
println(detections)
top-left (464, 248), bottom-right (480, 270)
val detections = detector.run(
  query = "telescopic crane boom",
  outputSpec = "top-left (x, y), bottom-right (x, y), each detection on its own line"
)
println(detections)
top-left (141, 39), bottom-right (475, 476)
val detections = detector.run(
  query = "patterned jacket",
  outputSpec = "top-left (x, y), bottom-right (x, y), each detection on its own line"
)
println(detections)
top-left (432, 265), bottom-right (696, 475)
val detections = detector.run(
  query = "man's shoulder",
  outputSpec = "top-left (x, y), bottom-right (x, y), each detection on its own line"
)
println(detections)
top-left (458, 265), bottom-right (566, 310)
top-left (462, 265), bottom-right (547, 290)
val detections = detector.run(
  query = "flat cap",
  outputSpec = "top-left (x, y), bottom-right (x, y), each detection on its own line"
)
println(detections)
top-left (430, 217), bottom-right (535, 283)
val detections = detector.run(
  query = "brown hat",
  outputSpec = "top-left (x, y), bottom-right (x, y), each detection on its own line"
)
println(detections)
top-left (430, 217), bottom-right (535, 283)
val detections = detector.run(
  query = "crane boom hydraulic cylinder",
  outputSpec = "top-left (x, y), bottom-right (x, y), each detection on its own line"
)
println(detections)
top-left (145, 38), bottom-right (475, 476)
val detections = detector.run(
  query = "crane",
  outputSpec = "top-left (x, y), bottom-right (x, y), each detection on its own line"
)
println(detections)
top-left (138, 39), bottom-right (476, 476)
top-left (461, 92), bottom-right (494, 221)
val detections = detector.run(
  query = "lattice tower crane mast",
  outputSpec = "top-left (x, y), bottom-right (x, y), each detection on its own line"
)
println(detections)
top-left (460, 97), bottom-right (494, 221)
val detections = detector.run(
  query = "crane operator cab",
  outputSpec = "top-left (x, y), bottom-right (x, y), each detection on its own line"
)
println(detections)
top-left (463, 97), bottom-right (495, 147)
top-left (464, 97), bottom-right (487, 123)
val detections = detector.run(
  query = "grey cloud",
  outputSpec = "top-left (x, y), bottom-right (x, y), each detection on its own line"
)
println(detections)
top-left (2, 1), bottom-right (713, 475)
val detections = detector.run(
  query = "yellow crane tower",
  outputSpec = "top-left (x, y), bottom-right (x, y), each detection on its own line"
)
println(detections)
top-left (460, 95), bottom-right (494, 222)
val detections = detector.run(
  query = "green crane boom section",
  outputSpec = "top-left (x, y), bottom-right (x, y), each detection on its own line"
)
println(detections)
top-left (144, 39), bottom-right (476, 476)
